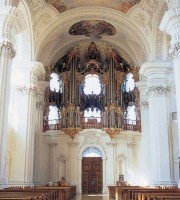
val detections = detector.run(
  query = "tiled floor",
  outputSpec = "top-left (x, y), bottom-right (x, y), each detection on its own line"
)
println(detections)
top-left (71, 194), bottom-right (113, 200)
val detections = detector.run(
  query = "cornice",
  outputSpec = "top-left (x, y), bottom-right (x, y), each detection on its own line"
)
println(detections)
top-left (140, 61), bottom-right (173, 77)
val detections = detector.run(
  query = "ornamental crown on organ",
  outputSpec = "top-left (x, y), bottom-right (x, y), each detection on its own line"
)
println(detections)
top-left (43, 42), bottom-right (141, 138)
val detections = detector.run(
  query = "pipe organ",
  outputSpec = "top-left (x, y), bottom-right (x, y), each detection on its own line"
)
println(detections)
top-left (43, 42), bottom-right (141, 139)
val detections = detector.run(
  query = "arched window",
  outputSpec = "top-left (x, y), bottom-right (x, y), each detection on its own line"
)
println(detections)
top-left (48, 105), bottom-right (59, 124)
top-left (82, 146), bottom-right (103, 157)
top-left (50, 73), bottom-right (62, 92)
top-left (84, 108), bottom-right (101, 122)
top-left (125, 73), bottom-right (135, 92)
top-left (126, 105), bottom-right (136, 125)
top-left (84, 74), bottom-right (101, 95)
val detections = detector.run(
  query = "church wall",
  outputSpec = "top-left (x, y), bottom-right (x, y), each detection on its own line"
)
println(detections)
top-left (41, 130), bottom-right (141, 193)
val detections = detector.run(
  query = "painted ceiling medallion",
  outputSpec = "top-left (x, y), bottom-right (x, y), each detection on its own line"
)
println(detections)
top-left (45, 0), bottom-right (141, 14)
top-left (69, 20), bottom-right (116, 39)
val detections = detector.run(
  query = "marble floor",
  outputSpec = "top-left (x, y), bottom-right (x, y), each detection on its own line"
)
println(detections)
top-left (70, 194), bottom-right (113, 200)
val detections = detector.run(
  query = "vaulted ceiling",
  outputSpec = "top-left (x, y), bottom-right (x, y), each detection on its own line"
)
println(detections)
top-left (23, 0), bottom-right (168, 68)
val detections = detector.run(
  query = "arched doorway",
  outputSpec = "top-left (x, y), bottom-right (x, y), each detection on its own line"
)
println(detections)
top-left (82, 147), bottom-right (103, 194)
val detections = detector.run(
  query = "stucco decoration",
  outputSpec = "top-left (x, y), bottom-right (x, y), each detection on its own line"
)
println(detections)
top-left (78, 132), bottom-right (107, 157)
top-left (27, 0), bottom-right (45, 15)
top-left (45, 0), bottom-right (141, 14)
top-left (69, 20), bottom-right (116, 39)
top-left (130, 11), bottom-right (151, 37)
top-left (34, 12), bottom-right (54, 41)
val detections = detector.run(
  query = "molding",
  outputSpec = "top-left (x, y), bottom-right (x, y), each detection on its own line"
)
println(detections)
top-left (140, 61), bottom-right (173, 77)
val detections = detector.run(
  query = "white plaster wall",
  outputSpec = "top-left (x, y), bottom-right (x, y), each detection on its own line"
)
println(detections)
top-left (40, 130), bottom-right (141, 192)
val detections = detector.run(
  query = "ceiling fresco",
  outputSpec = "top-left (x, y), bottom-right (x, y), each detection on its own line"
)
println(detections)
top-left (45, 0), bottom-right (141, 14)
top-left (69, 20), bottom-right (116, 39)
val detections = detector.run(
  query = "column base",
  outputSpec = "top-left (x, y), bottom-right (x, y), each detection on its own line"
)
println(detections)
top-left (0, 178), bottom-right (7, 189)
top-left (8, 180), bottom-right (34, 187)
top-left (102, 185), bottom-right (107, 193)
top-left (77, 185), bottom-right (82, 193)
top-left (153, 180), bottom-right (177, 186)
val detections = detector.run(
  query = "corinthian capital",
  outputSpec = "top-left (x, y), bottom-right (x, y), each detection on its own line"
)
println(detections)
top-left (140, 101), bottom-right (149, 110)
top-left (169, 42), bottom-right (180, 59)
top-left (166, 0), bottom-right (180, 9)
top-left (0, 41), bottom-right (15, 58)
top-left (147, 86), bottom-right (170, 96)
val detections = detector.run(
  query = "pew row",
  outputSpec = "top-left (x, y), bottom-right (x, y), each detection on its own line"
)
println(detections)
top-left (1, 185), bottom-right (76, 200)
top-left (0, 190), bottom-right (59, 200)
top-left (108, 186), bottom-right (180, 200)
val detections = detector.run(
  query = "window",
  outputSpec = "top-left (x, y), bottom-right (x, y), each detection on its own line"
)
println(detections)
top-left (125, 73), bottom-right (135, 92)
top-left (84, 108), bottom-right (101, 122)
top-left (82, 147), bottom-right (103, 157)
top-left (48, 105), bottom-right (59, 124)
top-left (50, 73), bottom-right (61, 92)
top-left (84, 74), bottom-right (101, 95)
top-left (126, 105), bottom-right (136, 125)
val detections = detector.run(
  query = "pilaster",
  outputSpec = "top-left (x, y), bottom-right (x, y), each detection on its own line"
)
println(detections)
top-left (136, 81), bottom-right (150, 185)
top-left (48, 136), bottom-right (58, 182)
top-left (0, 41), bottom-right (15, 188)
top-left (140, 62), bottom-right (175, 185)
top-left (160, 4), bottom-right (180, 186)
top-left (33, 81), bottom-right (49, 185)
top-left (102, 157), bottom-right (107, 193)
top-left (77, 157), bottom-right (82, 193)
top-left (127, 141), bottom-right (136, 184)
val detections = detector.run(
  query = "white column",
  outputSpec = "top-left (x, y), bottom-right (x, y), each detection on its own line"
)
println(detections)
top-left (140, 62), bottom-right (175, 185)
top-left (127, 142), bottom-right (135, 184)
top-left (102, 157), bottom-right (107, 193)
top-left (34, 81), bottom-right (49, 185)
top-left (0, 41), bottom-right (15, 188)
top-left (49, 141), bottom-right (58, 182)
top-left (8, 64), bottom-right (41, 186)
top-left (136, 81), bottom-right (150, 185)
top-left (160, 2), bottom-right (180, 186)
top-left (107, 142), bottom-right (116, 185)
top-left (24, 77), bottom-right (38, 186)
top-left (77, 157), bottom-right (82, 193)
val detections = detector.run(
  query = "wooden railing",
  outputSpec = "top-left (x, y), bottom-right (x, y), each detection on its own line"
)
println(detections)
top-left (44, 118), bottom-right (141, 132)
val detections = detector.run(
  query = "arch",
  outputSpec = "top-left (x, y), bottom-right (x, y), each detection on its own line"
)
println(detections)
top-left (82, 146), bottom-right (103, 157)
top-left (4, 0), bottom-right (20, 7)
top-left (79, 143), bottom-right (106, 159)
top-left (34, 6), bottom-right (150, 66)
top-left (57, 154), bottom-right (68, 181)
top-left (152, 1), bottom-right (169, 60)
top-left (116, 154), bottom-right (127, 181)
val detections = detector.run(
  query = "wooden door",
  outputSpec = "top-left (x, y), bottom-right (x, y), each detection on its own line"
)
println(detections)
top-left (82, 157), bottom-right (102, 194)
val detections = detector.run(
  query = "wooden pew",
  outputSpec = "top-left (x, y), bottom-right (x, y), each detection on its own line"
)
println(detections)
top-left (108, 185), bottom-right (140, 199)
top-left (5, 185), bottom-right (76, 200)
top-left (136, 191), bottom-right (180, 200)
top-left (108, 186), bottom-right (180, 200)
top-left (0, 190), bottom-right (58, 199)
